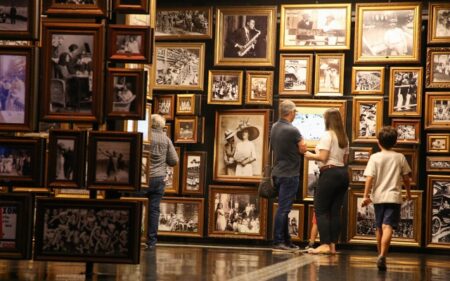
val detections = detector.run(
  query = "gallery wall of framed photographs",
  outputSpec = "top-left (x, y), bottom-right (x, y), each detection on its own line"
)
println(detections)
top-left (0, 0), bottom-right (449, 262)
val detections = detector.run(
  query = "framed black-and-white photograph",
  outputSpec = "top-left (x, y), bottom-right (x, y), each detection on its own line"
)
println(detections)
top-left (245, 71), bottom-right (273, 106)
top-left (354, 3), bottom-right (422, 63)
top-left (174, 116), bottom-right (198, 144)
top-left (426, 47), bottom-right (450, 88)
top-left (108, 25), bottom-right (152, 63)
top-left (43, 0), bottom-right (108, 17)
top-left (140, 151), bottom-right (149, 188)
top-left (351, 67), bottom-right (385, 95)
top-left (0, 0), bottom-right (39, 40)
top-left (214, 7), bottom-right (277, 67)
top-left (428, 3), bottom-right (450, 44)
top-left (34, 198), bottom-right (142, 263)
top-left (87, 131), bottom-right (142, 191)
top-left (155, 7), bottom-right (212, 40)
top-left (425, 92), bottom-right (450, 130)
top-left (176, 94), bottom-right (200, 116)
top-left (391, 119), bottom-right (421, 145)
top-left (302, 157), bottom-right (319, 201)
top-left (389, 67), bottom-right (422, 117)
top-left (153, 94), bottom-right (174, 121)
top-left (164, 147), bottom-right (180, 195)
top-left (152, 42), bottom-right (205, 91)
top-left (314, 53), bottom-right (344, 96)
top-left (280, 4), bottom-right (351, 51)
top-left (0, 193), bottom-right (33, 259)
top-left (427, 157), bottom-right (450, 173)
top-left (272, 203), bottom-right (305, 242)
top-left (126, 63), bottom-right (152, 100)
top-left (113, 0), bottom-right (148, 14)
top-left (349, 166), bottom-right (367, 186)
top-left (279, 54), bottom-right (313, 96)
top-left (158, 197), bottom-right (204, 238)
top-left (427, 134), bottom-right (450, 153)
top-left (207, 70), bottom-right (243, 105)
top-left (208, 185), bottom-right (267, 239)
top-left (0, 46), bottom-right (35, 131)
top-left (426, 175), bottom-right (450, 249)
top-left (352, 97), bottom-right (383, 143)
top-left (47, 130), bottom-right (87, 189)
top-left (182, 151), bottom-right (206, 196)
top-left (349, 147), bottom-right (372, 164)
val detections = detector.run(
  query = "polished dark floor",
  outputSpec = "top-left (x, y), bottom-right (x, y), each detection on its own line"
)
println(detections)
top-left (0, 244), bottom-right (449, 281)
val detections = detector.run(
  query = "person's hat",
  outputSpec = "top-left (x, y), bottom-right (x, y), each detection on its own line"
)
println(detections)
top-left (236, 122), bottom-right (260, 141)
top-left (224, 129), bottom-right (236, 140)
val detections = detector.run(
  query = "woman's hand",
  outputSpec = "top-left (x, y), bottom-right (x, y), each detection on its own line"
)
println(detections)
top-left (304, 151), bottom-right (314, 159)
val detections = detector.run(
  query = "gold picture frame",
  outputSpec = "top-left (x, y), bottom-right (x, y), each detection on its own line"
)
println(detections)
top-left (427, 3), bottom-right (450, 44)
top-left (207, 70), bottom-right (243, 105)
top-left (426, 156), bottom-right (450, 173)
top-left (153, 94), bottom-right (175, 121)
top-left (352, 97), bottom-right (383, 143)
top-left (427, 133), bottom-right (450, 153)
top-left (314, 53), bottom-right (345, 96)
top-left (351, 67), bottom-right (385, 95)
top-left (426, 175), bottom-right (450, 249)
top-left (349, 147), bottom-right (373, 164)
top-left (174, 116), bottom-right (198, 144)
top-left (279, 54), bottom-right (313, 96)
top-left (426, 47), bottom-right (450, 88)
top-left (245, 71), bottom-right (273, 106)
top-left (391, 119), bottom-right (421, 145)
top-left (388, 67), bottom-right (423, 117)
top-left (176, 94), bottom-right (199, 115)
top-left (273, 203), bottom-right (305, 242)
top-left (424, 92), bottom-right (450, 130)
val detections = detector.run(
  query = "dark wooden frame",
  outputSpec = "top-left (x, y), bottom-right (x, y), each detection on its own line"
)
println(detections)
top-left (43, 0), bottom-right (108, 17)
top-left (181, 151), bottom-right (207, 195)
top-left (0, 1), bottom-right (39, 40)
top-left (153, 94), bottom-right (175, 121)
top-left (349, 147), bottom-right (373, 164)
top-left (349, 165), bottom-right (367, 186)
top-left (113, 0), bottom-right (149, 14)
top-left (273, 203), bottom-right (305, 242)
top-left (108, 25), bottom-right (152, 63)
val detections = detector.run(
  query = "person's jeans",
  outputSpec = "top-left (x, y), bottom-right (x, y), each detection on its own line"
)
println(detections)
top-left (139, 176), bottom-right (165, 246)
top-left (273, 176), bottom-right (299, 245)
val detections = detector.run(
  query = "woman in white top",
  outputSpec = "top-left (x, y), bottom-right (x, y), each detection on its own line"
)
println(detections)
top-left (305, 108), bottom-right (349, 254)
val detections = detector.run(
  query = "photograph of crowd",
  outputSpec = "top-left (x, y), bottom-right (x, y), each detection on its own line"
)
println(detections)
top-left (396, 124), bottom-right (416, 140)
top-left (156, 9), bottom-right (211, 38)
top-left (358, 103), bottom-right (378, 137)
top-left (158, 201), bottom-right (199, 234)
top-left (392, 71), bottom-right (419, 113)
top-left (210, 73), bottom-right (241, 103)
top-left (431, 53), bottom-right (450, 83)
top-left (430, 160), bottom-right (450, 169)
top-left (433, 100), bottom-right (450, 122)
top-left (55, 139), bottom-right (75, 181)
top-left (354, 70), bottom-right (381, 92)
top-left (393, 200), bottom-right (415, 239)
top-left (0, 145), bottom-right (32, 177)
top-left (317, 57), bottom-right (342, 94)
top-left (282, 58), bottom-right (309, 92)
top-left (0, 54), bottom-right (26, 124)
top-left (185, 155), bottom-right (201, 191)
top-left (155, 95), bottom-right (173, 120)
top-left (0, 0), bottom-right (28, 32)
top-left (95, 141), bottom-right (130, 183)
top-left (431, 180), bottom-right (450, 243)
top-left (112, 75), bottom-right (137, 113)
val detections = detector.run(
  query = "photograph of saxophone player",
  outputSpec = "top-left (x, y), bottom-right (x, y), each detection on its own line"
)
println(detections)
top-left (224, 16), bottom-right (267, 58)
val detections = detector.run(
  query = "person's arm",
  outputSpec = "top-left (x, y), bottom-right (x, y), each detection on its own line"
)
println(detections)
top-left (361, 176), bottom-right (373, 207)
top-left (166, 139), bottom-right (179, 167)
top-left (403, 175), bottom-right (412, 201)
top-left (297, 138), bottom-right (307, 155)
top-left (305, 149), bottom-right (329, 162)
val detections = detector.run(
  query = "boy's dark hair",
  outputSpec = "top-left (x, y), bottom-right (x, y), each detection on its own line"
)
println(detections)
top-left (378, 126), bottom-right (397, 149)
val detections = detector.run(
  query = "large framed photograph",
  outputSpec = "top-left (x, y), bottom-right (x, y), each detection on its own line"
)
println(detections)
top-left (34, 198), bottom-right (142, 263)
top-left (174, 116), bottom-right (198, 144)
top-left (158, 197), bottom-right (204, 238)
top-left (389, 67), bottom-right (422, 117)
top-left (425, 92), bottom-right (450, 130)
top-left (41, 21), bottom-right (104, 123)
top-left (280, 4), bottom-right (351, 50)
top-left (302, 156), bottom-right (320, 201)
top-left (391, 119), bottom-right (421, 145)
top-left (181, 151), bottom-right (206, 196)
top-left (427, 157), bottom-right (450, 173)
top-left (153, 94), bottom-right (174, 121)
top-left (290, 99), bottom-right (347, 149)
top-left (348, 189), bottom-right (422, 247)
top-left (108, 25), bottom-right (151, 63)
top-left (113, 0), bottom-right (148, 14)
top-left (245, 71), bottom-right (273, 106)
top-left (213, 109), bottom-right (270, 183)
top-left (152, 42), bottom-right (205, 91)
top-left (393, 147), bottom-right (418, 186)
top-left (164, 147), bottom-right (180, 195)
top-left (427, 133), bottom-right (450, 153)
top-left (351, 67), bottom-right (385, 95)
top-left (352, 97), bottom-right (383, 143)
top-left (208, 185), bottom-right (267, 239)
top-left (426, 47), bottom-right (450, 88)
top-left (47, 130), bottom-right (87, 189)
top-left (272, 203), bottom-right (305, 242)
top-left (0, 0), bottom-right (39, 40)
top-left (278, 54), bottom-right (313, 96)
top-left (214, 6), bottom-right (277, 67)
top-left (426, 175), bottom-right (450, 249)
top-left (349, 147), bottom-right (372, 164)
top-left (43, 0), bottom-right (107, 17)
top-left (207, 70), bottom-right (243, 105)
top-left (176, 94), bottom-right (200, 116)
top-left (0, 137), bottom-right (45, 187)
top-left (428, 3), bottom-right (450, 44)
top-left (314, 53), bottom-right (344, 96)
top-left (0, 46), bottom-right (36, 131)
top-left (349, 166), bottom-right (367, 186)
top-left (106, 68), bottom-right (145, 120)
top-left (155, 7), bottom-right (212, 40)
top-left (87, 131), bottom-right (142, 191)
top-left (354, 3), bottom-right (422, 63)
top-left (0, 193), bottom-right (33, 259)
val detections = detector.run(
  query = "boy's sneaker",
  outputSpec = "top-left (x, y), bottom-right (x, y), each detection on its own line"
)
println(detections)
top-left (272, 243), bottom-right (293, 252)
top-left (377, 256), bottom-right (387, 271)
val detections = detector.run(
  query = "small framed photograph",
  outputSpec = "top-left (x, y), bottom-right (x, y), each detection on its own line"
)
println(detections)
top-left (120, 197), bottom-right (148, 242)
top-left (214, 6), bottom-right (277, 67)
top-left (427, 157), bottom-right (450, 173)
top-left (0, 193), bottom-right (33, 259)
top-left (181, 151), bottom-right (207, 195)
top-left (113, 0), bottom-right (149, 14)
top-left (155, 7), bottom-right (213, 40)
top-left (425, 92), bottom-right (450, 130)
top-left (391, 119), bottom-right (421, 145)
top-left (272, 203), bottom-right (305, 242)
top-left (87, 131), bottom-right (143, 191)
top-left (158, 197), bottom-right (204, 238)
top-left (47, 130), bottom-right (87, 189)
top-left (153, 94), bottom-right (174, 121)
top-left (174, 116), bottom-right (198, 144)
top-left (349, 147), bottom-right (372, 164)
top-left (280, 4), bottom-right (351, 50)
top-left (164, 147), bottom-right (180, 195)
top-left (426, 47), bottom-right (450, 88)
top-left (43, 0), bottom-right (108, 17)
top-left (426, 175), bottom-right (450, 249)
top-left (108, 25), bottom-right (152, 63)
top-left (302, 156), bottom-right (320, 201)
top-left (389, 67), bottom-right (423, 117)
top-left (207, 70), bottom-right (243, 105)
top-left (428, 3), bottom-right (450, 44)
top-left (0, 46), bottom-right (36, 131)
top-left (348, 189), bottom-right (422, 247)
top-left (351, 67), bottom-right (385, 95)
top-left (314, 53), bottom-right (344, 96)
top-left (354, 3), bottom-right (422, 63)
top-left (393, 147), bottom-right (418, 186)
top-left (176, 94), bottom-right (200, 115)
top-left (208, 185), bottom-right (268, 240)
top-left (0, 1), bottom-right (39, 40)
top-left (106, 68), bottom-right (145, 120)
top-left (141, 151), bottom-right (150, 188)
top-left (34, 198), bottom-right (142, 263)
top-left (152, 42), bottom-right (205, 91)
top-left (0, 137), bottom-right (45, 187)
top-left (427, 134), bottom-right (450, 153)
top-left (245, 71), bottom-right (273, 106)
top-left (352, 97), bottom-right (383, 143)
top-left (278, 54), bottom-right (313, 96)
top-left (349, 166), bottom-right (367, 186)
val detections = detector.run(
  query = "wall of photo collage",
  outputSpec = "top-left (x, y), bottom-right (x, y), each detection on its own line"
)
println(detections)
top-left (0, 0), bottom-right (449, 262)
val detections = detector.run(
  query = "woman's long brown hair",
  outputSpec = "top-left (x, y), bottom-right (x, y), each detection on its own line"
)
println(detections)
top-left (324, 108), bottom-right (348, 149)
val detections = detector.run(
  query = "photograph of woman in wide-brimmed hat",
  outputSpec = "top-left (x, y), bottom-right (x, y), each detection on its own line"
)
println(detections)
top-left (234, 122), bottom-right (260, 176)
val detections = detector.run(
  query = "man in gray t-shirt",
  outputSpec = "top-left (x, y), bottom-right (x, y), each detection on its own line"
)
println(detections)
top-left (271, 100), bottom-right (306, 251)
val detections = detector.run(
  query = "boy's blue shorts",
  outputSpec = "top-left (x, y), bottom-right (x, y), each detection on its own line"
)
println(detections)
top-left (374, 203), bottom-right (401, 229)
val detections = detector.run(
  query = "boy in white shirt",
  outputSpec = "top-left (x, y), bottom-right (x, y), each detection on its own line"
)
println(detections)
top-left (361, 126), bottom-right (411, 271)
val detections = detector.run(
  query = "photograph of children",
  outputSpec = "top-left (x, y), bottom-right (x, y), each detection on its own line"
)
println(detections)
top-left (392, 71), bottom-right (419, 113)
top-left (433, 99), bottom-right (450, 122)
top-left (431, 53), bottom-right (450, 83)
top-left (112, 75), bottom-right (137, 113)
top-left (115, 35), bottom-right (142, 55)
top-left (396, 124), bottom-right (416, 141)
top-left (0, 145), bottom-right (32, 177)
top-left (358, 103), bottom-right (378, 137)
top-left (156, 8), bottom-right (211, 38)
top-left (282, 57), bottom-right (309, 92)
top-left (185, 155), bottom-right (201, 191)
top-left (95, 141), bottom-right (130, 183)
top-left (158, 201), bottom-right (199, 233)
top-left (317, 57), bottom-right (342, 95)
top-left (50, 34), bottom-right (94, 113)
top-left (430, 179), bottom-right (450, 243)
top-left (209, 73), bottom-right (241, 103)
top-left (0, 0), bottom-right (28, 32)
top-left (0, 54), bottom-right (26, 124)
top-left (55, 139), bottom-right (75, 181)
top-left (354, 70), bottom-right (381, 92)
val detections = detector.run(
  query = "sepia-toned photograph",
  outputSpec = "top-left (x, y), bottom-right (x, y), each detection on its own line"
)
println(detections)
top-left (176, 94), bottom-right (198, 115)
top-left (315, 54), bottom-right (344, 96)
top-left (155, 7), bottom-right (212, 39)
top-left (279, 54), bottom-right (312, 96)
top-left (351, 67), bottom-right (384, 95)
top-left (427, 176), bottom-right (450, 248)
top-left (349, 166), bottom-right (366, 186)
top-left (349, 147), bottom-right (372, 164)
top-left (207, 70), bottom-right (243, 105)
top-left (426, 48), bottom-right (450, 88)
top-left (108, 25), bottom-right (151, 63)
top-left (273, 203), bottom-right (305, 241)
top-left (43, 0), bottom-right (107, 17)
top-left (425, 92), bottom-right (450, 129)
top-left (389, 67), bottom-right (422, 117)
top-left (0, 0), bottom-right (39, 39)
top-left (302, 157), bottom-right (319, 201)
top-left (280, 4), bottom-right (351, 50)
top-left (352, 97), bottom-right (383, 143)
top-left (174, 117), bottom-right (198, 144)
top-left (158, 198), bottom-right (204, 238)
top-left (392, 119), bottom-right (421, 144)
top-left (245, 71), bottom-right (273, 106)
top-left (153, 94), bottom-right (174, 121)
top-left (427, 157), bottom-right (450, 173)
top-left (95, 141), bottom-right (130, 183)
top-left (427, 134), bottom-right (450, 153)
top-left (182, 152), bottom-right (206, 195)
top-left (428, 3), bottom-right (450, 44)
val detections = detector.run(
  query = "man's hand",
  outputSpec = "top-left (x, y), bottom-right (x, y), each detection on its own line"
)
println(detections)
top-left (361, 197), bottom-right (372, 207)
